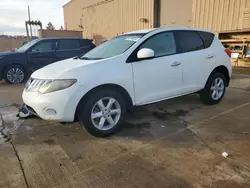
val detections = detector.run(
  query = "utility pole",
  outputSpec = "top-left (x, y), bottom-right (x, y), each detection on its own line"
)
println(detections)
top-left (28, 6), bottom-right (33, 38)
top-left (25, 21), bottom-right (30, 41)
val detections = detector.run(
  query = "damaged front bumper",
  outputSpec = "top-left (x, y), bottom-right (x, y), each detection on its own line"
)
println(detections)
top-left (18, 104), bottom-right (38, 118)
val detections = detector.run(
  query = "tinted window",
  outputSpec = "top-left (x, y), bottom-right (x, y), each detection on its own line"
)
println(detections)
top-left (140, 32), bottom-right (176, 57)
top-left (80, 39), bottom-right (94, 47)
top-left (32, 40), bottom-right (53, 52)
top-left (198, 31), bottom-right (215, 48)
top-left (177, 31), bottom-right (204, 53)
top-left (58, 40), bottom-right (80, 50)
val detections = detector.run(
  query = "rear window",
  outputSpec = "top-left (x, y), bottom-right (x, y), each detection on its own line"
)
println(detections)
top-left (80, 39), bottom-right (95, 47)
top-left (198, 31), bottom-right (215, 48)
top-left (58, 40), bottom-right (80, 50)
top-left (176, 31), bottom-right (204, 53)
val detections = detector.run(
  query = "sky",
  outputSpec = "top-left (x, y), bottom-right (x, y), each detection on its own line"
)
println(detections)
top-left (0, 0), bottom-right (69, 36)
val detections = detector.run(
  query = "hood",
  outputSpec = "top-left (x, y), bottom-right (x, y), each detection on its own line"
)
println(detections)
top-left (0, 51), bottom-right (17, 57)
top-left (0, 51), bottom-right (24, 59)
top-left (31, 58), bottom-right (105, 79)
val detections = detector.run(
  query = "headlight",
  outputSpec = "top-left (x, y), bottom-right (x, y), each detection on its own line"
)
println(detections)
top-left (38, 79), bottom-right (77, 94)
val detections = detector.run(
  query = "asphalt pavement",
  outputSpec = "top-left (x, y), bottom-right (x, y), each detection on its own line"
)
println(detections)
top-left (0, 75), bottom-right (250, 188)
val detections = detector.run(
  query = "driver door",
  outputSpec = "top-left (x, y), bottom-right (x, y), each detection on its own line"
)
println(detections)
top-left (131, 31), bottom-right (183, 105)
top-left (26, 40), bottom-right (57, 73)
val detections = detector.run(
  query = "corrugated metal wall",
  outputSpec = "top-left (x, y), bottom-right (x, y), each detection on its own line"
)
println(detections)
top-left (193, 0), bottom-right (250, 32)
top-left (159, 0), bottom-right (193, 27)
top-left (63, 0), bottom-right (83, 31)
top-left (63, 0), bottom-right (105, 31)
top-left (64, 0), bottom-right (154, 43)
top-left (82, 0), bottom-right (154, 43)
top-left (64, 0), bottom-right (250, 41)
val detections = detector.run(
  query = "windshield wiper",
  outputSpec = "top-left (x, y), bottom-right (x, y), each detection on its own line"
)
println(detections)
top-left (80, 57), bottom-right (90, 60)
top-left (90, 58), bottom-right (104, 60)
top-left (79, 57), bottom-right (103, 60)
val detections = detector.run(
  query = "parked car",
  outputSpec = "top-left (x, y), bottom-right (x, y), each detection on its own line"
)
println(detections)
top-left (22, 28), bottom-right (232, 137)
top-left (0, 38), bottom-right (95, 84)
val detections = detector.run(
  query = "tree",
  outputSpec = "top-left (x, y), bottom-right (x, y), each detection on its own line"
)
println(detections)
top-left (46, 22), bottom-right (55, 30)
top-left (60, 26), bottom-right (64, 30)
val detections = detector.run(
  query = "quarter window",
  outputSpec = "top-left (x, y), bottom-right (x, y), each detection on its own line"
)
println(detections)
top-left (177, 31), bottom-right (204, 53)
top-left (198, 31), bottom-right (215, 48)
top-left (58, 40), bottom-right (80, 50)
top-left (140, 32), bottom-right (176, 57)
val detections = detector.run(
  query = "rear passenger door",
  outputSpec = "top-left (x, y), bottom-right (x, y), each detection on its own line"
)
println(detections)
top-left (176, 31), bottom-right (216, 93)
top-left (56, 39), bottom-right (81, 60)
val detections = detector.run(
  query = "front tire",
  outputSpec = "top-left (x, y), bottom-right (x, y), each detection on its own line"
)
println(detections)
top-left (200, 72), bottom-right (226, 105)
top-left (3, 65), bottom-right (26, 84)
top-left (77, 89), bottom-right (126, 137)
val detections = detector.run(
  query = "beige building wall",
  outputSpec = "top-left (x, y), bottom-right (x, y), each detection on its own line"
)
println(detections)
top-left (159, 0), bottom-right (193, 27)
top-left (63, 0), bottom-right (104, 31)
top-left (38, 29), bottom-right (82, 38)
top-left (82, 0), bottom-right (154, 44)
top-left (193, 0), bottom-right (250, 32)
top-left (64, 0), bottom-right (154, 44)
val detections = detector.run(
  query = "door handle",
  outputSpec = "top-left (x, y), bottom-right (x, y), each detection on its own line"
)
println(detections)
top-left (171, 61), bottom-right (181, 67)
top-left (207, 54), bottom-right (214, 59)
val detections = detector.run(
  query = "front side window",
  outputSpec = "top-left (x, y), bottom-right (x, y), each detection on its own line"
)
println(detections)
top-left (82, 34), bottom-right (144, 60)
top-left (140, 32), bottom-right (176, 57)
top-left (58, 40), bottom-right (80, 50)
top-left (177, 31), bottom-right (204, 53)
top-left (31, 40), bottom-right (53, 52)
top-left (17, 39), bottom-right (39, 52)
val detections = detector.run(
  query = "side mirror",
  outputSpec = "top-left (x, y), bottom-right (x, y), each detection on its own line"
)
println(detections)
top-left (137, 48), bottom-right (155, 60)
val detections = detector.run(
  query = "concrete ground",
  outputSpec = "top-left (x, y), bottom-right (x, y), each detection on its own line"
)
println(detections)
top-left (0, 75), bottom-right (250, 188)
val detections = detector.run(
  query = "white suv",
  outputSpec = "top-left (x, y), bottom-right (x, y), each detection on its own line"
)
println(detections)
top-left (22, 28), bottom-right (232, 137)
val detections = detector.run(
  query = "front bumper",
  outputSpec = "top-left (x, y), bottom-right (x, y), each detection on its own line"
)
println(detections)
top-left (22, 84), bottom-right (85, 122)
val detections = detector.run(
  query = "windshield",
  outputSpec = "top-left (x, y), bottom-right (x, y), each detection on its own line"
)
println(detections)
top-left (81, 34), bottom-right (144, 60)
top-left (17, 39), bottom-right (39, 52)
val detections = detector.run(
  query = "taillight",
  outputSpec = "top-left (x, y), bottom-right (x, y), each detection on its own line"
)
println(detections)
top-left (225, 48), bottom-right (231, 57)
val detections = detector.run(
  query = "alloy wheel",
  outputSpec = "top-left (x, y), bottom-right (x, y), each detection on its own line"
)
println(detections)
top-left (6, 68), bottom-right (25, 84)
top-left (91, 97), bottom-right (121, 131)
top-left (210, 77), bottom-right (225, 100)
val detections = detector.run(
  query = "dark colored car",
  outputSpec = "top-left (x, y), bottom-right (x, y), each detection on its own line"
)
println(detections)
top-left (0, 38), bottom-right (96, 84)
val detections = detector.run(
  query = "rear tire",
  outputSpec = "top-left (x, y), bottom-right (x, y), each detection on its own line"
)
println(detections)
top-left (200, 72), bottom-right (226, 105)
top-left (77, 89), bottom-right (126, 137)
top-left (3, 65), bottom-right (26, 84)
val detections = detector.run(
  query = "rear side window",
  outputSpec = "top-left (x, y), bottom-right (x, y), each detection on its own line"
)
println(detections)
top-left (58, 40), bottom-right (80, 50)
top-left (80, 39), bottom-right (95, 47)
top-left (198, 31), bottom-right (215, 48)
top-left (176, 31), bottom-right (204, 53)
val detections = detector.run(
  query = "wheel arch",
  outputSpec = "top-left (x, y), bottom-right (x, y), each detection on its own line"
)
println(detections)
top-left (74, 83), bottom-right (134, 121)
top-left (2, 63), bottom-right (27, 83)
top-left (2, 63), bottom-right (26, 75)
top-left (208, 65), bottom-right (230, 87)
